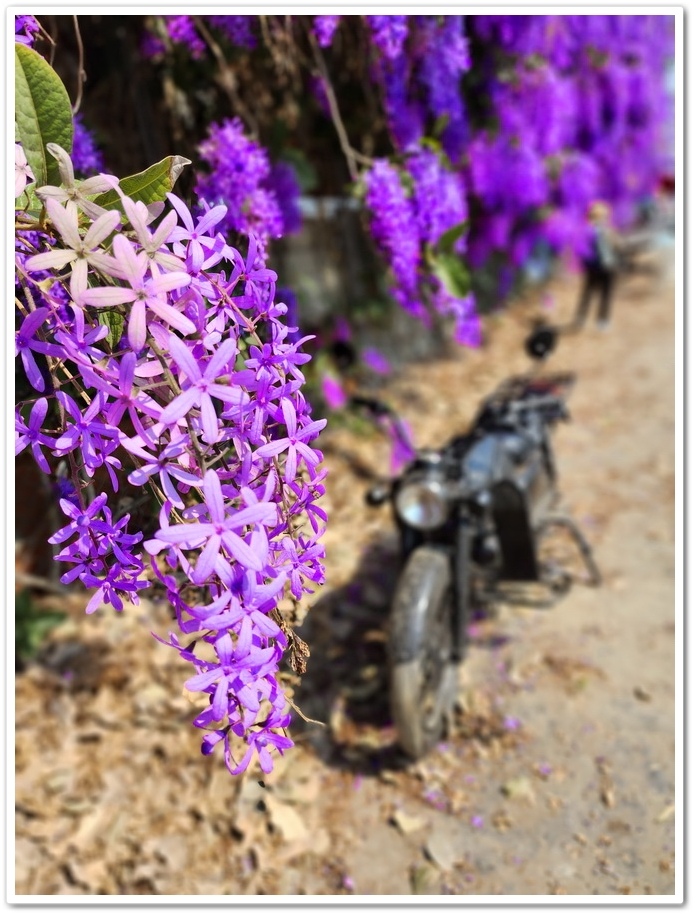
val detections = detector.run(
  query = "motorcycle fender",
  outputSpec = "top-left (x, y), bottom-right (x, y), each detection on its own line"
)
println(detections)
top-left (388, 546), bottom-right (452, 665)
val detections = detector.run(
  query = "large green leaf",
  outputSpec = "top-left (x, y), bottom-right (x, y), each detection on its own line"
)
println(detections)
top-left (434, 220), bottom-right (469, 256)
top-left (93, 156), bottom-right (192, 211)
top-left (15, 44), bottom-right (73, 188)
top-left (429, 251), bottom-right (471, 299)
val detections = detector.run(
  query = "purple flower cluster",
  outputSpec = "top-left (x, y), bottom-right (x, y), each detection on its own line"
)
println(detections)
top-left (71, 113), bottom-right (105, 177)
top-left (131, 13), bottom-right (672, 344)
top-left (361, 16), bottom-right (480, 339)
top-left (364, 159), bottom-right (422, 320)
top-left (143, 15), bottom-right (258, 57)
top-left (164, 15), bottom-right (206, 58)
top-left (364, 150), bottom-right (480, 343)
top-left (408, 148), bottom-right (468, 250)
top-left (207, 15), bottom-right (258, 49)
top-left (49, 493), bottom-right (147, 614)
top-left (370, 16), bottom-right (472, 161)
top-left (15, 144), bottom-right (327, 777)
top-left (417, 16), bottom-right (471, 161)
top-left (313, 15), bottom-right (342, 48)
top-left (15, 14), bottom-right (40, 46)
top-left (195, 118), bottom-right (301, 259)
top-left (466, 14), bottom-right (674, 276)
top-left (367, 16), bottom-right (409, 61)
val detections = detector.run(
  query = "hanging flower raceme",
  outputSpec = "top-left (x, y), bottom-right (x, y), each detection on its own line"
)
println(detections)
top-left (15, 145), bottom-right (327, 777)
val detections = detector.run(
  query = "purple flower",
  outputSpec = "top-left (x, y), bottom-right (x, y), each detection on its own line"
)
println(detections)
top-left (15, 399), bottom-right (56, 473)
top-left (232, 234), bottom-right (277, 302)
top-left (28, 199), bottom-right (121, 300)
top-left (15, 308), bottom-right (62, 392)
top-left (151, 468), bottom-right (277, 581)
top-left (361, 348), bottom-right (391, 376)
top-left (255, 398), bottom-right (326, 483)
top-left (48, 492), bottom-right (109, 548)
top-left (207, 15), bottom-right (258, 49)
top-left (71, 113), bottom-right (105, 176)
top-left (313, 15), bottom-right (341, 48)
top-left (187, 582), bottom-right (284, 641)
top-left (226, 721), bottom-right (294, 775)
top-left (164, 15), bottom-right (206, 58)
top-left (367, 16), bottom-right (409, 61)
top-left (186, 628), bottom-right (278, 722)
top-left (277, 535), bottom-right (325, 600)
top-left (121, 197), bottom-right (186, 273)
top-left (158, 333), bottom-right (247, 444)
top-left (122, 434), bottom-right (200, 509)
top-left (80, 351), bottom-right (161, 442)
top-left (53, 391), bottom-right (120, 477)
top-left (15, 14), bottom-right (40, 46)
top-left (13, 135), bottom-right (330, 778)
top-left (167, 193), bottom-right (228, 274)
top-left (364, 159), bottom-right (424, 319)
top-left (321, 374), bottom-right (348, 411)
top-left (83, 561), bottom-right (148, 614)
top-left (267, 161), bottom-right (302, 235)
top-left (15, 144), bottom-right (34, 197)
top-left (79, 234), bottom-right (194, 351)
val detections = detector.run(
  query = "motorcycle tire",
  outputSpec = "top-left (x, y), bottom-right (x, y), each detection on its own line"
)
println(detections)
top-left (387, 545), bottom-right (458, 759)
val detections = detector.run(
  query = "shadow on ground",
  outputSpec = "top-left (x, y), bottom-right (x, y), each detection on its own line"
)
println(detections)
top-left (289, 531), bottom-right (413, 775)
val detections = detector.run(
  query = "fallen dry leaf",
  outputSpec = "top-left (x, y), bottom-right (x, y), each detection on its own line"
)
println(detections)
top-left (390, 808), bottom-right (428, 835)
top-left (501, 776), bottom-right (536, 804)
top-left (264, 796), bottom-right (309, 843)
top-left (656, 803), bottom-right (675, 824)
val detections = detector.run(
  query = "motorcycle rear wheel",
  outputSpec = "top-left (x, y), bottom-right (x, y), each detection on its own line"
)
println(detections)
top-left (387, 546), bottom-right (458, 759)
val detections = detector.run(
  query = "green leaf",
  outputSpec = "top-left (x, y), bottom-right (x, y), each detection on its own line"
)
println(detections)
top-left (15, 590), bottom-right (66, 661)
top-left (429, 251), bottom-right (471, 299)
top-left (97, 311), bottom-right (124, 349)
top-left (279, 149), bottom-right (317, 194)
top-left (15, 44), bottom-right (74, 188)
top-left (15, 183), bottom-right (44, 220)
top-left (93, 156), bottom-right (192, 211)
top-left (431, 115), bottom-right (450, 140)
top-left (434, 220), bottom-right (469, 256)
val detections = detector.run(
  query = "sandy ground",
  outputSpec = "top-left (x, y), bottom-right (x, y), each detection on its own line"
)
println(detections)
top-left (14, 239), bottom-right (678, 899)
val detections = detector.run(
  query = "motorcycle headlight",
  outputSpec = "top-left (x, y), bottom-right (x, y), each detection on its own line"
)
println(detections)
top-left (395, 478), bottom-right (449, 531)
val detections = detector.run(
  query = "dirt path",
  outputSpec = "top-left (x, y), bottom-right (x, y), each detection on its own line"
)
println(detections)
top-left (14, 242), bottom-right (677, 899)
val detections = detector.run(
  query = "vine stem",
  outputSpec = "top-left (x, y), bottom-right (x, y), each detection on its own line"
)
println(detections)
top-left (71, 15), bottom-right (86, 115)
top-left (307, 30), bottom-right (375, 182)
top-left (193, 16), bottom-right (258, 134)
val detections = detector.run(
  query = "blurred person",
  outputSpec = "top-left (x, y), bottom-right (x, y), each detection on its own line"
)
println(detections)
top-left (572, 201), bottom-right (618, 331)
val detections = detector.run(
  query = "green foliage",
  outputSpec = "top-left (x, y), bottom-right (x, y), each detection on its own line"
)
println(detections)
top-left (97, 311), bottom-right (125, 350)
top-left (15, 589), bottom-right (66, 664)
top-left (434, 219), bottom-right (469, 255)
top-left (93, 155), bottom-right (192, 211)
top-left (424, 219), bottom-right (471, 298)
top-left (14, 43), bottom-right (74, 188)
top-left (427, 250), bottom-right (471, 299)
top-left (280, 148), bottom-right (318, 194)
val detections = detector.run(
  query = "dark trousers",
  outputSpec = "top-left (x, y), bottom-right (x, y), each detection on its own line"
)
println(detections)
top-left (574, 265), bottom-right (615, 326)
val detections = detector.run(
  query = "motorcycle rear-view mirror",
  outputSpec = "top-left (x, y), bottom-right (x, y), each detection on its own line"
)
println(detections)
top-left (525, 322), bottom-right (559, 361)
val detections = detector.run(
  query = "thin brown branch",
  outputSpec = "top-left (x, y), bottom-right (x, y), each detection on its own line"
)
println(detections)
top-left (287, 697), bottom-right (325, 727)
top-left (193, 16), bottom-right (258, 134)
top-left (308, 30), bottom-right (374, 182)
top-left (15, 572), bottom-right (69, 596)
top-left (71, 15), bottom-right (86, 114)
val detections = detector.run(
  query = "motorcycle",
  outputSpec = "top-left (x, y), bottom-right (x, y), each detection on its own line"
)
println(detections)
top-left (352, 324), bottom-right (602, 759)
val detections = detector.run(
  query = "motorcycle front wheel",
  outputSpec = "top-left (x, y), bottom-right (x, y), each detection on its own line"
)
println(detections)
top-left (387, 545), bottom-right (458, 759)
